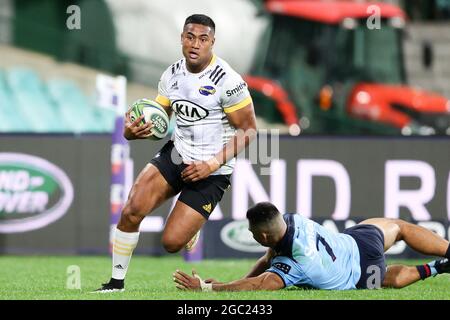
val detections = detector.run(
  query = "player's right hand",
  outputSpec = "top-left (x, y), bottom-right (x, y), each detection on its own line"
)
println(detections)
top-left (173, 269), bottom-right (202, 291)
top-left (123, 109), bottom-right (154, 140)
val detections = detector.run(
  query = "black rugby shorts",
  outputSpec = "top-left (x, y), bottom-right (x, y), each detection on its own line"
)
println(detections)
top-left (149, 140), bottom-right (230, 219)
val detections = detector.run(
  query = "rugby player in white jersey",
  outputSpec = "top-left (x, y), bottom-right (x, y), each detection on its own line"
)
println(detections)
top-left (95, 14), bottom-right (257, 292)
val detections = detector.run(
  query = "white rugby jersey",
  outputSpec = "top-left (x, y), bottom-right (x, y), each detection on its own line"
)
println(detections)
top-left (155, 55), bottom-right (252, 175)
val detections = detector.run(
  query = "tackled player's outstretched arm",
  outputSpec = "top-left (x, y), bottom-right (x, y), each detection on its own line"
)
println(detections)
top-left (174, 269), bottom-right (284, 292)
top-left (244, 249), bottom-right (275, 279)
top-left (212, 272), bottom-right (284, 291)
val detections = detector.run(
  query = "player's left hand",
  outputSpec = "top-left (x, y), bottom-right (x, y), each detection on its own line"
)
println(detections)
top-left (181, 158), bottom-right (220, 183)
top-left (173, 269), bottom-right (202, 291)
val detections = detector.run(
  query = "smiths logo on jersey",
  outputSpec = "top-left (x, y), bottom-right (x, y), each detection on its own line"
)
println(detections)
top-left (172, 100), bottom-right (209, 122)
top-left (226, 82), bottom-right (247, 97)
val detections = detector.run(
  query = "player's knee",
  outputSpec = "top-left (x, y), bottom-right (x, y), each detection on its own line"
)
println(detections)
top-left (120, 201), bottom-right (146, 227)
top-left (161, 234), bottom-right (184, 253)
top-left (124, 198), bottom-right (147, 216)
top-left (163, 242), bottom-right (182, 254)
top-left (391, 219), bottom-right (406, 241)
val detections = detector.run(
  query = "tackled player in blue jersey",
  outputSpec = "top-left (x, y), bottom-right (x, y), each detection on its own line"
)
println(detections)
top-left (174, 202), bottom-right (450, 291)
top-left (266, 212), bottom-right (361, 290)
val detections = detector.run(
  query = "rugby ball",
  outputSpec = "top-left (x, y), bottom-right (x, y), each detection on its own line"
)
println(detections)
top-left (129, 99), bottom-right (170, 140)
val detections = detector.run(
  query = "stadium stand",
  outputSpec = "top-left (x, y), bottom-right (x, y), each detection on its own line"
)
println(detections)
top-left (6, 67), bottom-right (63, 132)
top-left (0, 69), bottom-right (27, 132)
top-left (47, 78), bottom-right (115, 133)
top-left (0, 66), bottom-right (116, 133)
top-left (0, 45), bottom-right (160, 134)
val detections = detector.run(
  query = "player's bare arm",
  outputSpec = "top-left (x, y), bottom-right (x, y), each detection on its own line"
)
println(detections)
top-left (123, 109), bottom-right (154, 140)
top-left (181, 102), bottom-right (257, 183)
top-left (244, 248), bottom-right (276, 278)
top-left (174, 269), bottom-right (284, 292)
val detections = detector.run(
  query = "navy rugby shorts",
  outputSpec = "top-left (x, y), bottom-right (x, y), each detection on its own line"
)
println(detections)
top-left (343, 224), bottom-right (386, 289)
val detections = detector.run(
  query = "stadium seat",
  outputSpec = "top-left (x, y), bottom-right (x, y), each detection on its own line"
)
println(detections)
top-left (1, 67), bottom-right (117, 133)
top-left (5, 67), bottom-right (63, 132)
top-left (93, 106), bottom-right (117, 132)
top-left (47, 79), bottom-right (94, 133)
top-left (47, 79), bottom-right (115, 133)
top-left (0, 70), bottom-right (29, 132)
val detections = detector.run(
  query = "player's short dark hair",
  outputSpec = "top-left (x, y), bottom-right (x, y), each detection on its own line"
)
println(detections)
top-left (247, 202), bottom-right (281, 226)
top-left (184, 14), bottom-right (215, 33)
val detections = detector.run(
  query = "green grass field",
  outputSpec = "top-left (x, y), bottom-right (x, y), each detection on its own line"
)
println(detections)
top-left (0, 256), bottom-right (449, 300)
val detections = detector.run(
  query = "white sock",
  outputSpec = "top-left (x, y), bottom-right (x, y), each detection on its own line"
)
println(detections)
top-left (112, 228), bottom-right (140, 280)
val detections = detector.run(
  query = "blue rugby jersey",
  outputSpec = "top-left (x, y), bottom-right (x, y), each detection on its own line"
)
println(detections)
top-left (267, 214), bottom-right (361, 290)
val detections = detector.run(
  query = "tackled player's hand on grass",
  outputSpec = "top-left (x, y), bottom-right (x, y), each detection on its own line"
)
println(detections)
top-left (174, 268), bottom-right (285, 292)
top-left (123, 109), bottom-right (154, 140)
top-left (174, 269), bottom-right (204, 291)
top-left (181, 157), bottom-right (220, 183)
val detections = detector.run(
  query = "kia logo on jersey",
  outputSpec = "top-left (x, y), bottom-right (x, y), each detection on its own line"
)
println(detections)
top-left (172, 100), bottom-right (209, 122)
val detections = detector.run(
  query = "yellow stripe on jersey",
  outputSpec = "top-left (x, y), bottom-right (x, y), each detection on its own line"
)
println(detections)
top-left (208, 54), bottom-right (217, 66)
top-left (155, 95), bottom-right (170, 107)
top-left (223, 96), bottom-right (252, 114)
